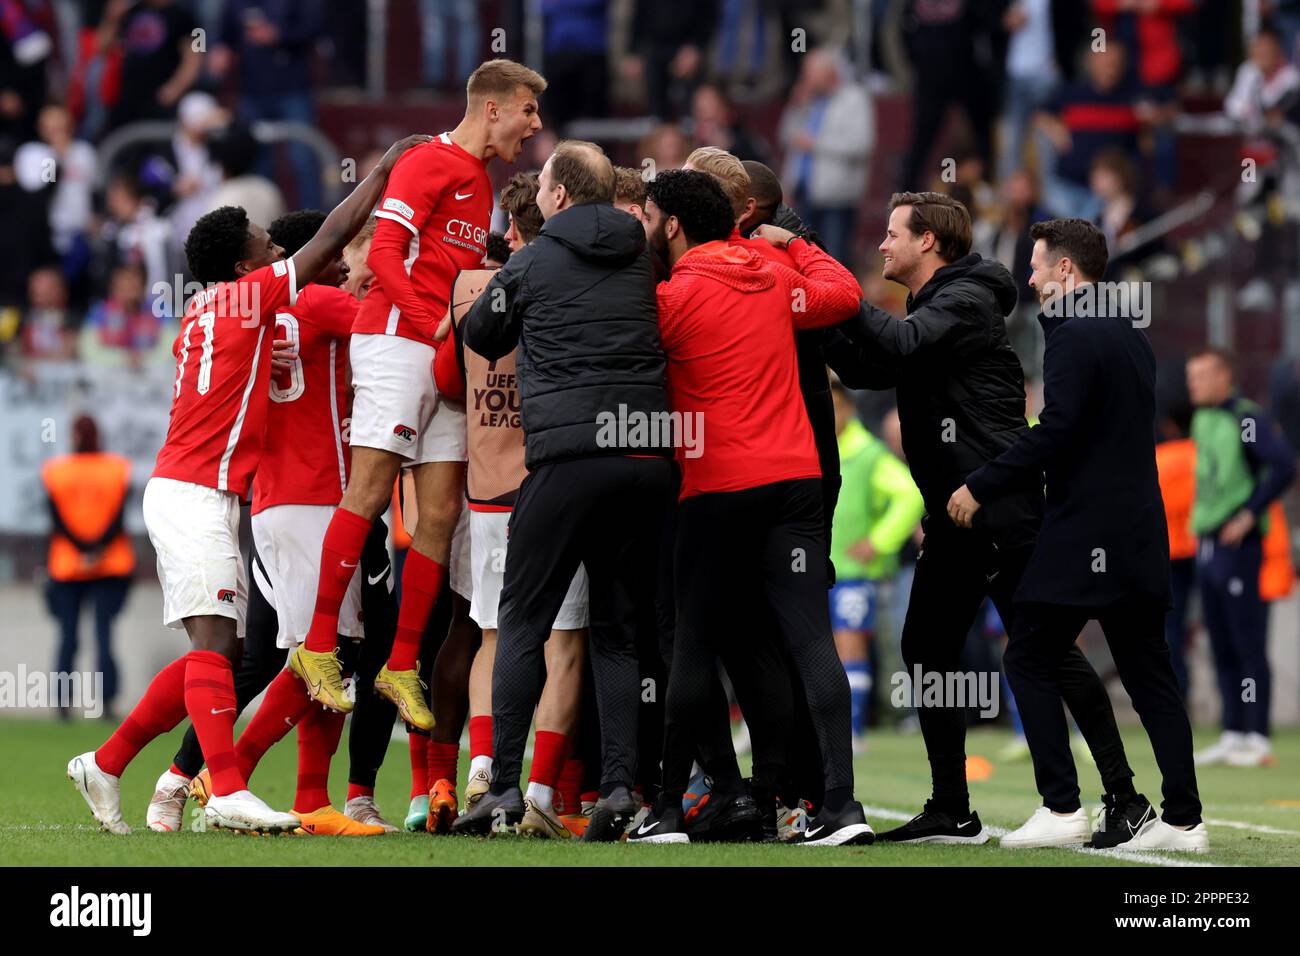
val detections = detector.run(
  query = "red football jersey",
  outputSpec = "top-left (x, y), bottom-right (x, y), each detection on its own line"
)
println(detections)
top-left (251, 283), bottom-right (358, 514)
top-left (352, 132), bottom-right (493, 345)
top-left (152, 259), bottom-right (300, 496)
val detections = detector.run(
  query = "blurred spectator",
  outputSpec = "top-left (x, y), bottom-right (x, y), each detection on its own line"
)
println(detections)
top-left (637, 121), bottom-right (692, 171)
top-left (1155, 400), bottom-right (1197, 698)
top-left (983, 168), bottom-right (1045, 309)
top-left (1091, 0), bottom-right (1194, 90)
top-left (101, 169), bottom-right (174, 293)
top-left (999, 0), bottom-right (1061, 183)
top-left (0, 0), bottom-right (54, 141)
top-left (1035, 42), bottom-right (1158, 220)
top-left (205, 121), bottom-right (285, 230)
top-left (0, 134), bottom-right (56, 342)
top-left (107, 0), bottom-right (201, 129)
top-left (420, 0), bottom-right (480, 91)
top-left (167, 89), bottom-right (226, 241)
top-left (22, 265), bottom-right (75, 361)
top-left (1267, 1), bottom-right (1300, 64)
top-left (1224, 23), bottom-right (1300, 130)
top-left (212, 0), bottom-right (324, 209)
top-left (80, 261), bottom-right (172, 367)
top-left (627, 0), bottom-right (716, 120)
top-left (690, 81), bottom-right (768, 163)
top-left (42, 413), bottom-right (135, 720)
top-left (67, 0), bottom-right (126, 141)
top-left (779, 47), bottom-right (873, 268)
top-left (16, 103), bottom-right (97, 277)
top-left (717, 0), bottom-right (766, 89)
top-left (541, 0), bottom-right (608, 132)
top-left (899, 0), bottom-right (1004, 190)
top-left (1089, 146), bottom-right (1145, 252)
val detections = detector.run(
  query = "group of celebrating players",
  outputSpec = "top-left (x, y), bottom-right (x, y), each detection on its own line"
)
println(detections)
top-left (66, 51), bottom-right (1207, 854)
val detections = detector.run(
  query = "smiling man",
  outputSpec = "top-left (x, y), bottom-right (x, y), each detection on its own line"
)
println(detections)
top-left (291, 60), bottom-right (546, 731)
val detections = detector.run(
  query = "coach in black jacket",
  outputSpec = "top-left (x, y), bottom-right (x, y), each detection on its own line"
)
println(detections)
top-left (456, 141), bottom-right (672, 836)
top-left (825, 193), bottom-right (1134, 845)
top-left (949, 219), bottom-right (1204, 850)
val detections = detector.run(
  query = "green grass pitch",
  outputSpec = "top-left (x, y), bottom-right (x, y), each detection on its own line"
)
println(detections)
top-left (2, 718), bottom-right (1297, 866)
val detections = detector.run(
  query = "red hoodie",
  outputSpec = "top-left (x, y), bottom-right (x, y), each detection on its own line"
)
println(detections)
top-left (657, 238), bottom-right (861, 499)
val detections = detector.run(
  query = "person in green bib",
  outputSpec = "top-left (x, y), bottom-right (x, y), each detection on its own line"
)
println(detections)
top-left (1186, 348), bottom-right (1295, 768)
top-left (829, 380), bottom-right (925, 750)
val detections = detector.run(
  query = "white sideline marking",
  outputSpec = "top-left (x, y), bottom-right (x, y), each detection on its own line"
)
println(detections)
top-left (1205, 817), bottom-right (1300, 837)
top-left (862, 806), bottom-right (1222, 868)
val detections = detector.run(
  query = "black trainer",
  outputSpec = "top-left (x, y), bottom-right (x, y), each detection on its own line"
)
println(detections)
top-left (798, 799), bottom-right (875, 846)
top-left (1089, 792), bottom-right (1155, 849)
top-left (627, 796), bottom-right (690, 845)
top-left (875, 800), bottom-right (987, 844)
top-left (685, 790), bottom-right (763, 843)
top-left (581, 785), bottom-right (641, 843)
top-left (449, 787), bottom-right (523, 836)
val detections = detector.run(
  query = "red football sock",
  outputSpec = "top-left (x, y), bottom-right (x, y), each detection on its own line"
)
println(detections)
top-left (528, 731), bottom-right (569, 789)
top-left (305, 508), bottom-right (371, 652)
top-left (427, 741), bottom-right (459, 786)
top-left (409, 732), bottom-right (429, 798)
top-left (557, 758), bottom-right (584, 815)
top-left (468, 715), bottom-right (493, 758)
top-left (387, 549), bottom-right (445, 671)
top-left (294, 706), bottom-right (345, 814)
top-left (184, 650), bottom-right (245, 797)
top-left (95, 655), bottom-right (189, 777)
top-left (346, 782), bottom-right (374, 802)
top-left (233, 668), bottom-right (313, 784)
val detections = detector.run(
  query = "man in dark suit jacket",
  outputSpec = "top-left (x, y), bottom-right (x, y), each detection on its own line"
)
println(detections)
top-left (948, 219), bottom-right (1206, 852)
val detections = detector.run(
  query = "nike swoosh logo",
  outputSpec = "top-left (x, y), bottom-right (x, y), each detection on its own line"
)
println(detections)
top-left (368, 568), bottom-right (388, 585)
top-left (455, 191), bottom-right (474, 200)
top-left (210, 707), bottom-right (236, 715)
top-left (805, 825), bottom-right (825, 838)
top-left (284, 717), bottom-right (294, 727)
top-left (636, 820), bottom-right (661, 835)
top-left (957, 820), bottom-right (973, 829)
top-left (340, 561), bottom-right (358, 569)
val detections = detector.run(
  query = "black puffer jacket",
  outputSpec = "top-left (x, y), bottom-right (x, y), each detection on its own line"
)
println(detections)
top-left (824, 254), bottom-right (1042, 547)
top-left (462, 202), bottom-right (670, 470)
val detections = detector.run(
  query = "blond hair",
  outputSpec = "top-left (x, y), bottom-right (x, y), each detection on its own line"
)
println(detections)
top-left (613, 166), bottom-right (647, 207)
top-left (686, 146), bottom-right (750, 220)
top-left (467, 59), bottom-right (547, 101)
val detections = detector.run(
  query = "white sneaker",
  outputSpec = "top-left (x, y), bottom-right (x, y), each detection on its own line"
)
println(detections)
top-left (1194, 731), bottom-right (1246, 766)
top-left (1224, 732), bottom-right (1273, 767)
top-left (344, 795), bottom-right (399, 833)
top-left (204, 789), bottom-right (300, 833)
top-left (1000, 806), bottom-right (1090, 848)
top-left (1127, 820), bottom-right (1210, 852)
top-left (67, 752), bottom-right (130, 835)
top-left (146, 769), bottom-right (191, 832)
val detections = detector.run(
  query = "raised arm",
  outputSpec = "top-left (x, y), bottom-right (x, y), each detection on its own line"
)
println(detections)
top-left (289, 134), bottom-right (430, 291)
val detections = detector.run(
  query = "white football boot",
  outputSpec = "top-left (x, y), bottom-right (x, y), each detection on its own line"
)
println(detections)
top-left (1224, 732), bottom-right (1273, 767)
top-left (344, 795), bottom-right (399, 833)
top-left (146, 769), bottom-right (191, 832)
top-left (1194, 731), bottom-right (1246, 766)
top-left (68, 752), bottom-right (130, 835)
top-left (1000, 806), bottom-right (1090, 848)
top-left (204, 789), bottom-right (300, 833)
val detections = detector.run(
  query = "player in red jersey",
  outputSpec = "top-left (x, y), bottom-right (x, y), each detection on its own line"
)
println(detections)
top-left (67, 135), bottom-right (428, 835)
top-left (292, 59), bottom-right (547, 732)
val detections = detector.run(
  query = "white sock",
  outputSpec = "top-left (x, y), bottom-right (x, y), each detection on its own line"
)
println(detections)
top-left (525, 782), bottom-right (554, 812)
top-left (470, 755), bottom-right (493, 778)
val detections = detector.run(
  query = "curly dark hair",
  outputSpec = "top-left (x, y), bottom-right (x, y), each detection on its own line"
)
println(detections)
top-left (269, 209), bottom-right (326, 257)
top-left (645, 169), bottom-right (734, 246)
top-left (185, 205), bottom-right (252, 284)
top-left (485, 231), bottom-right (512, 265)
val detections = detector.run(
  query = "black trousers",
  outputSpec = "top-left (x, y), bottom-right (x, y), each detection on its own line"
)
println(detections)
top-left (491, 455), bottom-right (671, 796)
top-left (662, 478), bottom-right (853, 801)
top-left (1006, 595), bottom-right (1202, 826)
top-left (49, 575), bottom-right (131, 706)
top-left (902, 523), bottom-right (1134, 812)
